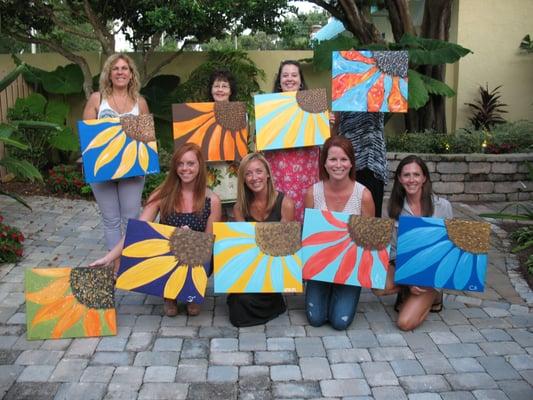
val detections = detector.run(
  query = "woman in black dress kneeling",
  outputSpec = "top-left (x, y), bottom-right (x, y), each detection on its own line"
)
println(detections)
top-left (227, 152), bottom-right (296, 326)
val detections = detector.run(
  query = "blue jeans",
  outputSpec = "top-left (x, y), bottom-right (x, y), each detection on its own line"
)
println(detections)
top-left (305, 280), bottom-right (361, 330)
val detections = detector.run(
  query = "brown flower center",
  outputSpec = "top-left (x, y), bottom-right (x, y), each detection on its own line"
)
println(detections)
top-left (169, 228), bottom-right (215, 265)
top-left (373, 51), bottom-right (408, 78)
top-left (347, 216), bottom-right (393, 250)
top-left (70, 267), bottom-right (115, 309)
top-left (295, 89), bottom-right (328, 114)
top-left (255, 222), bottom-right (301, 256)
top-left (444, 219), bottom-right (490, 254)
top-left (120, 114), bottom-right (156, 142)
top-left (214, 102), bottom-right (247, 131)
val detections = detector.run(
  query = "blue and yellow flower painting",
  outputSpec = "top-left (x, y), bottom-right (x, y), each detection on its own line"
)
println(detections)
top-left (78, 115), bottom-right (160, 183)
top-left (395, 216), bottom-right (490, 292)
top-left (213, 222), bottom-right (303, 293)
top-left (301, 209), bottom-right (392, 289)
top-left (254, 89), bottom-right (330, 151)
top-left (332, 50), bottom-right (408, 112)
top-left (117, 219), bottom-right (214, 304)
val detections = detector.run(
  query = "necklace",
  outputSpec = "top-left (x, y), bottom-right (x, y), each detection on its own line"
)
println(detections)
top-left (111, 92), bottom-right (130, 114)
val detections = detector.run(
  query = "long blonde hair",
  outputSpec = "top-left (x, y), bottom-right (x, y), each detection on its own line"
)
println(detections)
top-left (99, 53), bottom-right (141, 101)
top-left (148, 143), bottom-right (207, 219)
top-left (236, 153), bottom-right (276, 219)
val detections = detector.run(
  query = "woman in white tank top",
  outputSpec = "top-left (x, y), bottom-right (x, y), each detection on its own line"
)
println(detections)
top-left (303, 136), bottom-right (375, 330)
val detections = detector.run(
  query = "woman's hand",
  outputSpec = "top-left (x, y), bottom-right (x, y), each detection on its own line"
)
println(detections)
top-left (89, 255), bottom-right (113, 268)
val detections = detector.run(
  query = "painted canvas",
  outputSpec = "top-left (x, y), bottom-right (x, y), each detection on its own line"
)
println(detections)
top-left (255, 89), bottom-right (330, 151)
top-left (25, 267), bottom-right (117, 340)
top-left (395, 216), bottom-right (490, 292)
top-left (332, 50), bottom-right (408, 112)
top-left (301, 208), bottom-right (393, 289)
top-left (172, 102), bottom-right (248, 161)
top-left (213, 222), bottom-right (303, 293)
top-left (78, 114), bottom-right (160, 183)
top-left (117, 219), bottom-right (214, 304)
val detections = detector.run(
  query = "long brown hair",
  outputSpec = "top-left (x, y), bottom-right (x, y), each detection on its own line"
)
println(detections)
top-left (148, 143), bottom-right (207, 218)
top-left (388, 155), bottom-right (434, 220)
top-left (99, 53), bottom-right (141, 101)
top-left (235, 153), bottom-right (276, 219)
top-left (319, 136), bottom-right (357, 181)
top-left (272, 60), bottom-right (308, 93)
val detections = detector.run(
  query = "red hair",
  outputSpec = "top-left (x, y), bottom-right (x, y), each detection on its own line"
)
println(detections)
top-left (319, 136), bottom-right (356, 181)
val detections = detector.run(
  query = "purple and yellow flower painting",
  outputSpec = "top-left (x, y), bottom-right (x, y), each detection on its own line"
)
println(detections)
top-left (332, 50), bottom-right (408, 112)
top-left (117, 219), bottom-right (214, 304)
top-left (395, 216), bottom-right (490, 292)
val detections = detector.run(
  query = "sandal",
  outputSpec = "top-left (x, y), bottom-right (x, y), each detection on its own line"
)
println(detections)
top-left (430, 291), bottom-right (443, 313)
top-left (186, 303), bottom-right (201, 316)
top-left (164, 299), bottom-right (178, 317)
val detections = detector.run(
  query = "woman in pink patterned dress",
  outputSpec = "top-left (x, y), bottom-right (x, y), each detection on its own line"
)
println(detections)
top-left (264, 60), bottom-right (320, 222)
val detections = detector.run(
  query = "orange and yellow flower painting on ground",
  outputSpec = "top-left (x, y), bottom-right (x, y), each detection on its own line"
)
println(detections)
top-left (117, 219), bottom-right (214, 304)
top-left (172, 102), bottom-right (248, 161)
top-left (78, 114), bottom-right (160, 183)
top-left (25, 267), bottom-right (116, 340)
top-left (332, 50), bottom-right (408, 113)
top-left (213, 222), bottom-right (303, 293)
top-left (301, 209), bottom-right (394, 289)
top-left (254, 89), bottom-right (330, 151)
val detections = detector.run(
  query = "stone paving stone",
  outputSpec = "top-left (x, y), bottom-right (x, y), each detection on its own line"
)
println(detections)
top-left (479, 341), bottom-right (525, 356)
top-left (12, 337), bottom-right (44, 350)
top-left (372, 386), bottom-right (408, 400)
top-left (450, 326), bottom-right (485, 343)
top-left (210, 351), bottom-right (253, 366)
top-left (399, 375), bottom-right (451, 393)
top-left (377, 333), bottom-right (408, 347)
top-left (0, 349), bottom-right (22, 364)
top-left (445, 373), bottom-right (498, 390)
top-left (416, 353), bottom-right (454, 374)
top-left (91, 351), bottom-right (133, 366)
top-left (187, 382), bottom-right (237, 400)
top-left (66, 337), bottom-right (100, 357)
top-left (126, 332), bottom-right (154, 352)
top-left (239, 390), bottom-right (271, 400)
top-left (15, 350), bottom-right (64, 366)
top-left (470, 318), bottom-right (511, 330)
top-left (320, 379), bottom-right (371, 397)
top-left (176, 359), bottom-right (207, 383)
top-left (519, 369), bottom-right (533, 386)
top-left (497, 380), bottom-right (532, 400)
top-left (143, 366), bottom-right (177, 382)
top-left (448, 357), bottom-right (484, 373)
top-left (4, 382), bottom-right (60, 400)
top-left (0, 335), bottom-right (18, 349)
top-left (441, 310), bottom-right (469, 326)
top-left (96, 337), bottom-right (127, 352)
top-left (197, 326), bottom-right (237, 339)
top-left (347, 329), bottom-right (378, 348)
top-left (460, 308), bottom-right (489, 319)
top-left (270, 365), bottom-right (302, 381)
top-left (472, 389), bottom-right (510, 400)
top-left (361, 361), bottom-right (398, 386)
top-left (438, 344), bottom-right (484, 358)
top-left (273, 382), bottom-right (321, 398)
top-left (299, 357), bottom-right (331, 380)
top-left (477, 356), bottom-right (522, 380)
top-left (239, 374), bottom-right (271, 391)
top-left (305, 325), bottom-right (349, 336)
top-left (402, 332), bottom-right (439, 354)
top-left (210, 338), bottom-right (238, 352)
top-left (266, 326), bottom-right (306, 337)
top-left (408, 393), bottom-right (442, 400)
top-left (137, 383), bottom-right (188, 400)
top-left (480, 329), bottom-right (513, 342)
top-left (327, 348), bottom-right (371, 363)
top-left (239, 365), bottom-right (269, 378)
top-left (79, 366), bottom-right (115, 383)
top-left (39, 338), bottom-right (72, 351)
top-left (440, 391), bottom-right (475, 400)
top-left (370, 347), bottom-right (416, 361)
top-left (54, 382), bottom-right (107, 400)
top-left (134, 351), bottom-right (179, 367)
top-left (110, 366), bottom-right (145, 390)
top-left (153, 338), bottom-right (183, 352)
top-left (49, 358), bottom-right (88, 382)
top-left (207, 366), bottom-right (238, 382)
top-left (507, 329), bottom-right (533, 348)
top-left (181, 338), bottom-right (209, 359)
top-left (506, 354), bottom-right (533, 370)
top-left (295, 337), bottom-right (326, 357)
top-left (239, 333), bottom-right (267, 351)
top-left (133, 315), bottom-right (162, 332)
top-left (322, 335), bottom-right (351, 349)
top-left (330, 362), bottom-right (363, 379)
top-left (267, 337), bottom-right (295, 351)
top-left (16, 365), bottom-right (55, 382)
top-left (429, 331), bottom-right (461, 345)
top-left (390, 359), bottom-right (426, 377)
top-left (254, 351), bottom-right (297, 365)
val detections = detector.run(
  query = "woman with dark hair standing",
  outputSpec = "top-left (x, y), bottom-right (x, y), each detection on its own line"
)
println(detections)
top-left (303, 136), bottom-right (374, 330)
top-left (265, 60), bottom-right (320, 222)
top-left (208, 69), bottom-right (237, 102)
top-left (377, 155), bottom-right (452, 330)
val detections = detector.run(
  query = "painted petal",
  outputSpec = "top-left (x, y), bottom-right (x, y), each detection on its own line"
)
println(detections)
top-left (146, 222), bottom-right (175, 239)
top-left (333, 244), bottom-right (357, 284)
top-left (357, 249), bottom-right (374, 288)
top-left (388, 76), bottom-right (408, 112)
top-left (434, 247), bottom-right (461, 287)
top-left (26, 276), bottom-right (70, 305)
top-left (32, 268), bottom-right (70, 277)
top-left (208, 124), bottom-right (223, 160)
top-left (331, 67), bottom-right (378, 101)
top-left (322, 211), bottom-right (347, 229)
top-left (83, 125), bottom-right (121, 153)
top-left (84, 117), bottom-right (119, 125)
top-left (163, 265), bottom-right (188, 299)
top-left (340, 51), bottom-right (375, 63)
top-left (138, 142), bottom-right (149, 172)
top-left (397, 226), bottom-right (447, 255)
top-left (83, 309), bottom-right (101, 337)
top-left (475, 254), bottom-right (487, 287)
top-left (303, 238), bottom-right (351, 279)
top-left (222, 130), bottom-right (235, 160)
top-left (122, 239), bottom-right (171, 258)
top-left (378, 248), bottom-right (389, 271)
top-left (188, 103), bottom-right (214, 113)
top-left (51, 302), bottom-right (85, 339)
top-left (111, 140), bottom-right (137, 179)
top-left (93, 132), bottom-right (126, 175)
top-left (367, 74), bottom-right (385, 112)
top-left (104, 309), bottom-right (117, 334)
top-left (395, 240), bottom-right (454, 281)
top-left (453, 252), bottom-right (474, 290)
top-left (302, 230), bottom-right (347, 247)
top-left (116, 256), bottom-right (177, 290)
top-left (235, 128), bottom-right (248, 158)
top-left (255, 97), bottom-right (292, 119)
top-left (31, 295), bottom-right (75, 327)
top-left (173, 112), bottom-right (214, 136)
top-left (191, 266), bottom-right (208, 297)
top-left (147, 141), bottom-right (158, 152)
top-left (282, 257), bottom-right (303, 292)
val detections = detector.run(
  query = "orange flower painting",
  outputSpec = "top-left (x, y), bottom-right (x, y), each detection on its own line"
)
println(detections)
top-left (25, 267), bottom-right (116, 340)
top-left (172, 102), bottom-right (248, 161)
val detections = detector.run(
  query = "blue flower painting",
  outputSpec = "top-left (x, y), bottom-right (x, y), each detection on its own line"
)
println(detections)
top-left (395, 216), bottom-right (490, 292)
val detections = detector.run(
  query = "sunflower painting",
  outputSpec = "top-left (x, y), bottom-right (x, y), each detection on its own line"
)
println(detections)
top-left (332, 50), bottom-right (408, 112)
top-left (117, 219), bottom-right (214, 304)
top-left (254, 89), bottom-right (330, 151)
top-left (301, 209), bottom-right (393, 289)
top-left (172, 102), bottom-right (248, 161)
top-left (78, 114), bottom-right (160, 183)
top-left (213, 222), bottom-right (303, 293)
top-left (395, 216), bottom-right (490, 292)
top-left (25, 267), bottom-right (116, 340)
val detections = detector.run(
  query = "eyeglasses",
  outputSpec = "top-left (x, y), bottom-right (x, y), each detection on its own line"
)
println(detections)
top-left (213, 83), bottom-right (230, 89)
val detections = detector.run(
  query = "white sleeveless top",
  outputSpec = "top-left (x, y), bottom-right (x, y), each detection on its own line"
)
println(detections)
top-left (98, 97), bottom-right (139, 119)
top-left (313, 180), bottom-right (366, 215)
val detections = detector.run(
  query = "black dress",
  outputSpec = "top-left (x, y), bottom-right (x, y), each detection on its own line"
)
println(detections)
top-left (226, 192), bottom-right (287, 327)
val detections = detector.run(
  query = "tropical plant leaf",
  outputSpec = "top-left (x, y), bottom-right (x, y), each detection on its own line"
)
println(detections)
top-left (12, 93), bottom-right (47, 116)
top-left (0, 134), bottom-right (28, 150)
top-left (48, 127), bottom-right (79, 151)
top-left (45, 100), bottom-right (70, 125)
top-left (12, 120), bottom-right (62, 131)
top-left (41, 64), bottom-right (84, 95)
top-left (0, 188), bottom-right (32, 210)
top-left (0, 63), bottom-right (26, 92)
top-left (0, 123), bottom-right (15, 138)
top-left (407, 70), bottom-right (429, 110)
top-left (512, 239), bottom-right (533, 253)
top-left (419, 74), bottom-right (456, 97)
top-left (0, 156), bottom-right (43, 182)
top-left (312, 35), bottom-right (359, 71)
top-left (401, 34), bottom-right (472, 65)
top-left (12, 54), bottom-right (44, 85)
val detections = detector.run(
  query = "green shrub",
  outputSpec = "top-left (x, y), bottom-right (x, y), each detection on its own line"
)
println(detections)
top-left (386, 131), bottom-right (447, 154)
top-left (487, 120), bottom-right (533, 153)
top-left (143, 172), bottom-right (167, 200)
top-left (447, 129), bottom-right (484, 153)
top-left (47, 164), bottom-right (91, 197)
top-left (0, 214), bottom-right (24, 263)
